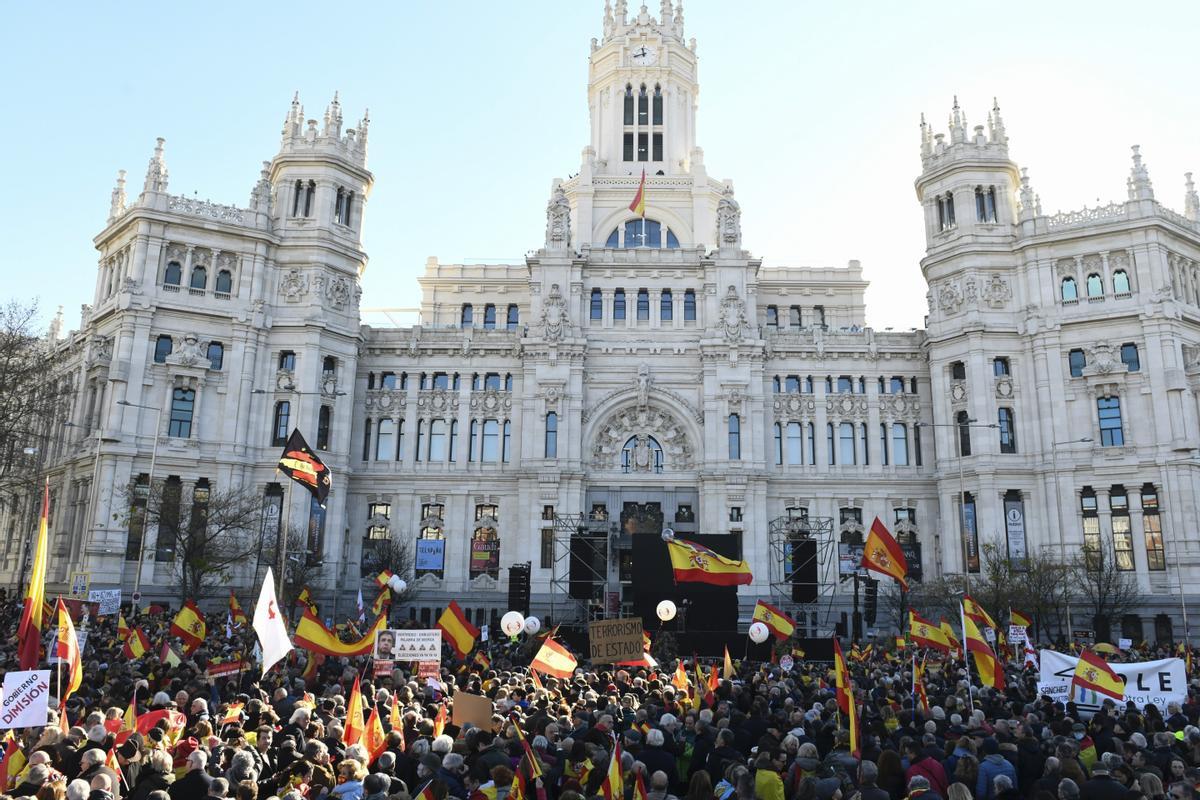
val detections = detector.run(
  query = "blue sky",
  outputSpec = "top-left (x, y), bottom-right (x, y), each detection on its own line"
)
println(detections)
top-left (4, 0), bottom-right (1199, 333)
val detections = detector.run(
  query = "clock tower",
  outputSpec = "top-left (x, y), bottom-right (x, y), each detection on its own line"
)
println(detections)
top-left (587, 1), bottom-right (698, 177)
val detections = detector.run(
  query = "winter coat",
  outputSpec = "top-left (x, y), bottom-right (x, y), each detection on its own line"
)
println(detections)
top-left (975, 754), bottom-right (1018, 800)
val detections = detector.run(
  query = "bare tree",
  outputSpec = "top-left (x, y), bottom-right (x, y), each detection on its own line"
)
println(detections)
top-left (360, 537), bottom-right (415, 605)
top-left (1070, 538), bottom-right (1141, 643)
top-left (271, 523), bottom-right (325, 612)
top-left (128, 481), bottom-right (264, 603)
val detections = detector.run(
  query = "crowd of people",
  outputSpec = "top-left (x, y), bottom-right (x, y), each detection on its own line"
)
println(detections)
top-left (4, 599), bottom-right (1200, 800)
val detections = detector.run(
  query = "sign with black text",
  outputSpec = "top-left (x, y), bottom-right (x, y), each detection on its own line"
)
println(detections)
top-left (1037, 650), bottom-right (1185, 715)
top-left (588, 617), bottom-right (644, 664)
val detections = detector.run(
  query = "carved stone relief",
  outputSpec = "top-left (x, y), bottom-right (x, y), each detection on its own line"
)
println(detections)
top-left (280, 269), bottom-right (308, 302)
top-left (418, 389), bottom-right (460, 419)
top-left (590, 404), bottom-right (694, 471)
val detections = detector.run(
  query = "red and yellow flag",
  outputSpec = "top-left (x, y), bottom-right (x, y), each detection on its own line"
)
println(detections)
top-left (632, 770), bottom-right (649, 800)
top-left (228, 592), bottom-right (248, 626)
top-left (666, 538), bottom-right (753, 586)
top-left (671, 660), bottom-right (689, 691)
top-left (940, 618), bottom-right (961, 656)
top-left (1072, 649), bottom-right (1125, 701)
top-left (723, 645), bottom-right (734, 680)
top-left (374, 570), bottom-right (393, 589)
top-left (860, 517), bottom-right (908, 589)
top-left (363, 705), bottom-right (387, 763)
top-left (909, 610), bottom-right (951, 653)
top-left (170, 600), bottom-right (206, 654)
top-left (0, 732), bottom-right (23, 791)
top-left (371, 587), bottom-right (392, 617)
top-left (437, 600), bottom-right (480, 659)
top-left (752, 600), bottom-right (796, 640)
top-left (1010, 608), bottom-right (1032, 629)
top-left (962, 607), bottom-right (1005, 690)
top-left (123, 627), bottom-right (150, 660)
top-left (342, 676), bottom-right (364, 746)
top-left (295, 609), bottom-right (386, 657)
top-left (913, 654), bottom-right (930, 715)
top-left (963, 595), bottom-right (997, 631)
top-left (56, 599), bottom-right (83, 702)
top-left (389, 692), bottom-right (404, 739)
top-left (117, 613), bottom-right (131, 640)
top-left (628, 169), bottom-right (647, 217)
top-left (833, 639), bottom-right (859, 757)
top-left (432, 704), bottom-right (448, 738)
top-left (531, 637), bottom-right (578, 679)
top-left (529, 667), bottom-right (544, 692)
top-left (600, 736), bottom-right (624, 800)
top-left (17, 481), bottom-right (50, 669)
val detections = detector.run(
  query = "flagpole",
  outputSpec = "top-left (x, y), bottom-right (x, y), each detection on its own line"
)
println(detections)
top-left (959, 601), bottom-right (975, 714)
top-left (280, 476), bottom-right (293, 616)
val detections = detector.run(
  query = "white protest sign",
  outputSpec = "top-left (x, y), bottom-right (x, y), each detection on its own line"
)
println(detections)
top-left (1119, 638), bottom-right (1133, 650)
top-left (1008, 625), bottom-right (1027, 644)
top-left (388, 630), bottom-right (442, 661)
top-left (480, 624), bottom-right (489, 642)
top-left (88, 589), bottom-right (122, 616)
top-left (1036, 650), bottom-right (1185, 716)
top-left (0, 670), bottom-right (51, 729)
top-left (49, 630), bottom-right (88, 664)
top-left (984, 627), bottom-right (996, 643)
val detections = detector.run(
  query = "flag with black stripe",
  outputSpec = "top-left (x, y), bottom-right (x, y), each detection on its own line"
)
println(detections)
top-left (277, 429), bottom-right (331, 507)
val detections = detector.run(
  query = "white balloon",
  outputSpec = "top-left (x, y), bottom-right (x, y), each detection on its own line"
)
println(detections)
top-left (656, 600), bottom-right (677, 621)
top-left (392, 578), bottom-right (407, 594)
top-left (523, 616), bottom-right (541, 635)
top-left (501, 611), bottom-right (525, 637)
top-left (661, 528), bottom-right (675, 542)
top-left (748, 621), bottom-right (770, 644)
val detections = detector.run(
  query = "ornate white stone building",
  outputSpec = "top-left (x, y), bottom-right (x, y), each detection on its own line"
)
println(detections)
top-left (9, 2), bottom-right (1200, 642)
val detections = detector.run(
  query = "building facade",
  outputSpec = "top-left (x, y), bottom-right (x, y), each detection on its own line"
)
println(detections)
top-left (8, 2), bottom-right (1200, 641)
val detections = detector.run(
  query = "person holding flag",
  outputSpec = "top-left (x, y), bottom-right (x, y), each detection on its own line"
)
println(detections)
top-left (56, 599), bottom-right (83, 727)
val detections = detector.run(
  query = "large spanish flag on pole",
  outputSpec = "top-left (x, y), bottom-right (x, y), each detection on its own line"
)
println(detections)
top-left (531, 637), bottom-right (578, 679)
top-left (962, 604), bottom-right (1005, 690)
top-left (666, 538), bottom-right (753, 586)
top-left (832, 639), bottom-right (859, 757)
top-left (436, 600), bottom-right (480, 659)
top-left (629, 169), bottom-right (646, 217)
top-left (860, 517), bottom-right (908, 590)
top-left (962, 595), bottom-right (998, 631)
top-left (170, 600), bottom-right (206, 655)
top-left (909, 610), bottom-right (950, 653)
top-left (295, 608), bottom-right (385, 657)
top-left (56, 599), bottom-right (83, 708)
top-left (1072, 649), bottom-right (1126, 701)
top-left (17, 480), bottom-right (50, 669)
top-left (752, 600), bottom-right (795, 641)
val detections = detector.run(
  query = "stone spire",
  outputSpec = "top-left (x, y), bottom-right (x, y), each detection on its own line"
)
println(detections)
top-left (919, 113), bottom-right (933, 158)
top-left (142, 138), bottom-right (168, 194)
top-left (615, 0), bottom-right (627, 25)
top-left (674, 0), bottom-right (684, 31)
top-left (46, 306), bottom-right (64, 343)
top-left (1018, 168), bottom-right (1041, 221)
top-left (108, 169), bottom-right (127, 223)
top-left (660, 0), bottom-right (671, 25)
top-left (250, 161), bottom-right (273, 212)
top-left (603, 0), bottom-right (614, 36)
top-left (1127, 145), bottom-right (1154, 201)
top-left (987, 97), bottom-right (1008, 146)
top-left (948, 96), bottom-right (967, 144)
top-left (1185, 172), bottom-right (1199, 221)
top-left (323, 91), bottom-right (343, 139)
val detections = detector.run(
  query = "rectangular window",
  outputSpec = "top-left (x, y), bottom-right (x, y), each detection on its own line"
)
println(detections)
top-left (914, 423), bottom-right (923, 466)
top-left (155, 477), bottom-right (182, 562)
top-left (637, 289), bottom-right (650, 320)
top-left (684, 290), bottom-right (696, 321)
top-left (154, 335), bottom-right (173, 364)
top-left (484, 373), bottom-right (501, 390)
top-left (207, 342), bottom-right (224, 370)
top-left (1121, 343), bottom-right (1140, 372)
top-left (839, 422), bottom-right (855, 465)
top-left (375, 419), bottom-right (395, 460)
top-left (727, 414), bottom-right (741, 460)
top-left (1068, 349), bottom-right (1086, 377)
top-left (652, 133), bottom-right (663, 161)
top-left (993, 357), bottom-right (1010, 377)
top-left (125, 474), bottom-right (149, 561)
top-left (789, 306), bottom-right (801, 328)
top-left (660, 289), bottom-right (672, 320)
top-left (892, 423), bottom-right (909, 466)
top-left (889, 377), bottom-right (905, 394)
top-left (590, 289), bottom-right (603, 319)
top-left (827, 423), bottom-right (835, 465)
top-left (623, 133), bottom-right (634, 161)
top-left (614, 289), bottom-right (626, 320)
top-left (837, 376), bottom-right (853, 393)
top-left (1082, 490), bottom-right (1101, 570)
top-left (1097, 397), bottom-right (1124, 446)
top-left (786, 422), bottom-right (803, 465)
top-left (482, 419), bottom-right (499, 462)
top-left (540, 529), bottom-right (554, 569)
top-left (432, 372), bottom-right (449, 390)
top-left (1142, 486), bottom-right (1165, 570)
top-left (428, 419), bottom-right (447, 461)
top-left (169, 388), bottom-right (195, 438)
top-left (502, 420), bottom-right (511, 462)
top-left (279, 351), bottom-right (296, 371)
top-left (506, 304), bottom-right (519, 331)
top-left (637, 132), bottom-right (648, 161)
top-left (785, 376), bottom-right (800, 393)
top-left (879, 423), bottom-right (889, 466)
top-left (447, 420), bottom-right (457, 462)
top-left (414, 420), bottom-right (424, 462)
top-left (860, 423), bottom-right (869, 466)
top-left (766, 306), bottom-right (778, 329)
top-left (362, 419), bottom-right (372, 461)
top-left (998, 407), bottom-right (1017, 454)
top-left (652, 89), bottom-right (663, 124)
top-left (469, 420), bottom-right (478, 462)
top-left (773, 423), bottom-right (783, 465)
top-left (545, 413), bottom-right (558, 458)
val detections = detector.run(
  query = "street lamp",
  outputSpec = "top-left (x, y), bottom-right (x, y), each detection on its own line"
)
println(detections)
top-left (1050, 437), bottom-right (1092, 642)
top-left (117, 398), bottom-right (164, 611)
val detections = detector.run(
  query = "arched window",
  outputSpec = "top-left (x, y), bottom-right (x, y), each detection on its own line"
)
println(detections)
top-left (637, 84), bottom-right (649, 125)
top-left (623, 84), bottom-right (634, 125)
top-left (605, 228), bottom-right (620, 247)
top-left (590, 290), bottom-right (602, 320)
top-left (1113, 269), bottom-right (1131, 294)
top-left (317, 405), bottom-right (332, 450)
top-left (545, 412), bottom-right (558, 458)
top-left (292, 180), bottom-right (303, 216)
top-left (164, 261), bottom-right (182, 286)
top-left (334, 187), bottom-right (353, 225)
top-left (728, 414), bottom-right (741, 460)
top-left (215, 270), bottom-right (232, 295)
top-left (789, 306), bottom-right (801, 328)
top-left (956, 410), bottom-right (971, 456)
top-left (1086, 273), bottom-right (1103, 297)
top-left (684, 289), bottom-right (696, 321)
top-left (207, 342), bottom-right (224, 370)
top-left (1061, 276), bottom-right (1078, 301)
top-left (607, 219), bottom-right (678, 249)
top-left (153, 335), bottom-right (173, 364)
top-left (652, 85), bottom-right (663, 125)
top-left (189, 266), bottom-right (207, 290)
top-left (303, 180), bottom-right (316, 217)
top-left (613, 289), bottom-right (626, 320)
top-left (272, 401), bottom-right (290, 446)
top-left (483, 304), bottom-right (496, 329)
top-left (975, 186), bottom-right (997, 223)
top-left (506, 304), bottom-right (519, 330)
top-left (660, 289), bottom-right (672, 321)
top-left (621, 435), bottom-right (664, 473)
top-left (461, 304), bottom-right (473, 328)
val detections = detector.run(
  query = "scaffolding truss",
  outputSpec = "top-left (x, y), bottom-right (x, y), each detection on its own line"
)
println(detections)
top-left (767, 513), bottom-right (837, 624)
top-left (548, 512), bottom-right (612, 625)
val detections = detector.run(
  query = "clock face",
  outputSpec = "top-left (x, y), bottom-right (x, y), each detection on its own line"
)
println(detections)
top-left (631, 46), bottom-right (658, 66)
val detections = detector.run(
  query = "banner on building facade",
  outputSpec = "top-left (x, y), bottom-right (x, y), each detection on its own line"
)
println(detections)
top-left (1037, 650), bottom-right (1185, 715)
top-left (415, 539), bottom-right (445, 571)
top-left (1004, 495), bottom-right (1028, 570)
top-left (962, 495), bottom-right (980, 573)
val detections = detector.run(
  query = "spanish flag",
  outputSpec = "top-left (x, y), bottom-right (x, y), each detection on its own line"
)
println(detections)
top-left (913, 654), bottom-right (931, 715)
top-left (123, 627), bottom-right (150, 660)
top-left (474, 650), bottom-right (492, 671)
top-left (666, 538), bottom-right (753, 586)
top-left (963, 595), bottom-right (997, 631)
top-left (17, 481), bottom-right (49, 669)
top-left (221, 703), bottom-right (244, 726)
top-left (600, 736), bottom-right (624, 800)
top-left (363, 705), bottom-right (387, 763)
top-left (389, 692), bottom-right (404, 739)
top-left (170, 600), bottom-right (206, 655)
top-left (909, 610), bottom-right (951, 653)
top-left (752, 600), bottom-right (796, 641)
top-left (432, 704), bottom-right (448, 738)
top-left (632, 770), bottom-right (649, 800)
top-left (0, 732), bottom-right (23, 791)
top-left (1072, 649), bottom-right (1125, 701)
top-left (117, 613), bottom-right (131, 640)
top-left (833, 639), bottom-right (859, 757)
top-left (671, 660), bottom-right (689, 691)
top-left (531, 637), bottom-right (578, 679)
top-left (56, 599), bottom-right (83, 702)
top-left (277, 429), bottom-right (331, 507)
top-left (1010, 608), bottom-right (1032, 629)
top-left (374, 570), bottom-right (393, 589)
top-left (343, 676), bottom-right (364, 746)
top-left (228, 592), bottom-right (248, 626)
top-left (414, 783), bottom-right (437, 800)
top-left (628, 168), bottom-right (647, 217)
top-left (940, 618), bottom-right (961, 656)
top-left (723, 645), bottom-right (734, 680)
top-left (643, 631), bottom-right (652, 652)
top-left (295, 608), bottom-right (386, 657)
top-left (371, 587), bottom-right (392, 617)
top-left (437, 600), bottom-right (480, 659)
top-left (962, 606), bottom-right (1005, 690)
top-left (860, 517), bottom-right (908, 590)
